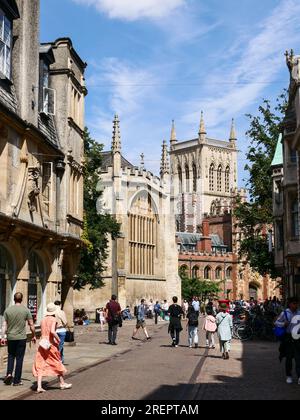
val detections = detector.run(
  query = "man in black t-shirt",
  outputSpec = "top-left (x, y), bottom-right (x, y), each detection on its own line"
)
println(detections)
top-left (168, 297), bottom-right (184, 347)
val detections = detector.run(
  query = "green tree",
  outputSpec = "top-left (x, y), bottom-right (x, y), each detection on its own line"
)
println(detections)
top-left (234, 92), bottom-right (287, 277)
top-left (75, 128), bottom-right (120, 290)
top-left (181, 274), bottom-right (221, 301)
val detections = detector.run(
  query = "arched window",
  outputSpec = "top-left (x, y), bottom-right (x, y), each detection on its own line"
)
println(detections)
top-left (225, 166), bottom-right (230, 193)
top-left (192, 266), bottom-right (200, 279)
top-left (226, 267), bottom-right (232, 279)
top-left (129, 192), bottom-right (158, 277)
top-left (217, 165), bottom-right (222, 192)
top-left (28, 253), bottom-right (46, 324)
top-left (192, 163), bottom-right (197, 192)
top-left (209, 164), bottom-right (214, 191)
top-left (179, 265), bottom-right (189, 278)
top-left (178, 166), bottom-right (182, 194)
top-left (0, 246), bottom-right (14, 320)
top-left (215, 267), bottom-right (222, 280)
top-left (204, 266), bottom-right (212, 280)
top-left (185, 165), bottom-right (190, 193)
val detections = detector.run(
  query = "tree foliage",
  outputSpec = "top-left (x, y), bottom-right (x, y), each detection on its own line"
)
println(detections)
top-left (74, 129), bottom-right (120, 290)
top-left (180, 270), bottom-right (221, 301)
top-left (234, 92), bottom-right (287, 277)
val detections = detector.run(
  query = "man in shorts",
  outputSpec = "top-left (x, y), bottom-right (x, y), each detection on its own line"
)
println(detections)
top-left (132, 299), bottom-right (151, 341)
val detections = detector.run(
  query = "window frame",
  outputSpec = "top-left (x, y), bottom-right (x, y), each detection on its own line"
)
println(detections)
top-left (0, 8), bottom-right (12, 80)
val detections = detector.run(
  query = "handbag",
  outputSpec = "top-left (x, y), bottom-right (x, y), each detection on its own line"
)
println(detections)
top-left (65, 330), bottom-right (75, 343)
top-left (39, 338), bottom-right (51, 350)
top-left (274, 310), bottom-right (289, 339)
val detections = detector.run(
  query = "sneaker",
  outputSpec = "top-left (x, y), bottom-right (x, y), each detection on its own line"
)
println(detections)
top-left (60, 383), bottom-right (72, 390)
top-left (286, 377), bottom-right (293, 384)
top-left (189, 345), bottom-right (192, 348)
top-left (147, 337), bottom-right (151, 340)
top-left (3, 375), bottom-right (13, 386)
top-left (13, 382), bottom-right (23, 387)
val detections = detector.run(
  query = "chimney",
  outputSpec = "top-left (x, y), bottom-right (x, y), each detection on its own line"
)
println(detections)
top-left (196, 220), bottom-right (212, 252)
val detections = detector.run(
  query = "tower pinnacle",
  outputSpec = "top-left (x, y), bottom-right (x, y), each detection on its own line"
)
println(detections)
top-left (112, 114), bottom-right (121, 153)
top-left (160, 140), bottom-right (170, 177)
top-left (198, 111), bottom-right (206, 143)
top-left (229, 118), bottom-right (237, 148)
top-left (170, 120), bottom-right (177, 147)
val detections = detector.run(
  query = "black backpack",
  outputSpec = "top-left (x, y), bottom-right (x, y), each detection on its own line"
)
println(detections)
top-left (188, 310), bottom-right (199, 326)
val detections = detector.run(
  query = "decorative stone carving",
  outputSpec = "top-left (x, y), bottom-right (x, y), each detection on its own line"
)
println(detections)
top-left (28, 166), bottom-right (40, 212)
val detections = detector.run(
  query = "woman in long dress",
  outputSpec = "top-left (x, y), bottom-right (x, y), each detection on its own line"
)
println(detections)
top-left (33, 303), bottom-right (72, 393)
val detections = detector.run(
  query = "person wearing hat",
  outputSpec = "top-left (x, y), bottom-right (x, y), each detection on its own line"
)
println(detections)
top-left (32, 303), bottom-right (72, 393)
top-left (216, 303), bottom-right (233, 360)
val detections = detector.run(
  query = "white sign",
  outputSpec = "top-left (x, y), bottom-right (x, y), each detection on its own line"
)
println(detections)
top-left (291, 315), bottom-right (300, 340)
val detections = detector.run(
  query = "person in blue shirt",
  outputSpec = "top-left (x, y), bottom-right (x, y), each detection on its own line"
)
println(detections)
top-left (154, 301), bottom-right (161, 324)
top-left (275, 297), bottom-right (300, 385)
top-left (132, 299), bottom-right (151, 341)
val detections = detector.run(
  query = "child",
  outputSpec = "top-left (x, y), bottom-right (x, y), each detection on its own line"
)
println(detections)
top-left (97, 308), bottom-right (105, 332)
top-left (203, 308), bottom-right (217, 349)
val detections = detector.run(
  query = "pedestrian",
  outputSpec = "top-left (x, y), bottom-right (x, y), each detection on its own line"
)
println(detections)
top-left (168, 297), bottom-right (184, 347)
top-left (0, 293), bottom-right (36, 386)
top-left (216, 303), bottom-right (233, 360)
top-left (132, 299), bottom-right (151, 340)
top-left (186, 302), bottom-right (199, 348)
top-left (148, 300), bottom-right (154, 319)
top-left (32, 303), bottom-right (72, 393)
top-left (105, 295), bottom-right (121, 345)
top-left (154, 301), bottom-right (161, 325)
top-left (275, 297), bottom-right (300, 384)
top-left (192, 296), bottom-right (200, 316)
top-left (97, 307), bottom-right (106, 332)
top-left (182, 299), bottom-right (189, 320)
top-left (204, 308), bottom-right (217, 349)
top-left (54, 300), bottom-right (68, 364)
top-left (162, 300), bottom-right (169, 320)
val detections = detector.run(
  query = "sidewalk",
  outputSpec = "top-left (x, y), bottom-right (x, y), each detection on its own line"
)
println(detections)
top-left (0, 318), bottom-right (166, 400)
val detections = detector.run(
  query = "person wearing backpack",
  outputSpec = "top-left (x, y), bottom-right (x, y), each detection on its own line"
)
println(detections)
top-left (132, 299), bottom-right (151, 341)
top-left (105, 295), bottom-right (121, 345)
top-left (168, 297), bottom-right (184, 347)
top-left (204, 308), bottom-right (217, 349)
top-left (186, 302), bottom-right (199, 348)
top-left (275, 297), bottom-right (300, 384)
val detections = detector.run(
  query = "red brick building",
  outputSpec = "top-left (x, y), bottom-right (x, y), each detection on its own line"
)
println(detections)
top-left (177, 216), bottom-right (279, 301)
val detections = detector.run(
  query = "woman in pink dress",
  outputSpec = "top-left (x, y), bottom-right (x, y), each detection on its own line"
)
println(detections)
top-left (33, 303), bottom-right (72, 393)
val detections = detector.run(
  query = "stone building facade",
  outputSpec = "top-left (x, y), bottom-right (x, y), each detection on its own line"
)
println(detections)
top-left (170, 114), bottom-right (238, 233)
top-left (272, 50), bottom-right (300, 300)
top-left (0, 0), bottom-right (87, 355)
top-left (74, 116), bottom-right (180, 311)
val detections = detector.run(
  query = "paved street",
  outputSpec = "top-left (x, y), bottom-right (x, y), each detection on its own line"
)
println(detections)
top-left (9, 320), bottom-right (300, 401)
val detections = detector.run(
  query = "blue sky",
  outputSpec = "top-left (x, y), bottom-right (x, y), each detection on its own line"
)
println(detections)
top-left (41, 0), bottom-right (299, 186)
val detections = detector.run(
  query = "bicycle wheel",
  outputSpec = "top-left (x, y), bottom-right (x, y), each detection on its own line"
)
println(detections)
top-left (237, 324), bottom-right (253, 341)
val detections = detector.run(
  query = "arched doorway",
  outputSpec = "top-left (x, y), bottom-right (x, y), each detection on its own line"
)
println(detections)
top-left (249, 284), bottom-right (258, 301)
top-left (0, 245), bottom-right (14, 324)
top-left (28, 252), bottom-right (46, 324)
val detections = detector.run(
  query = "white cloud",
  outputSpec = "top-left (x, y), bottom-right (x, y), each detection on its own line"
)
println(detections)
top-left (182, 0), bottom-right (300, 133)
top-left (72, 0), bottom-right (186, 21)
